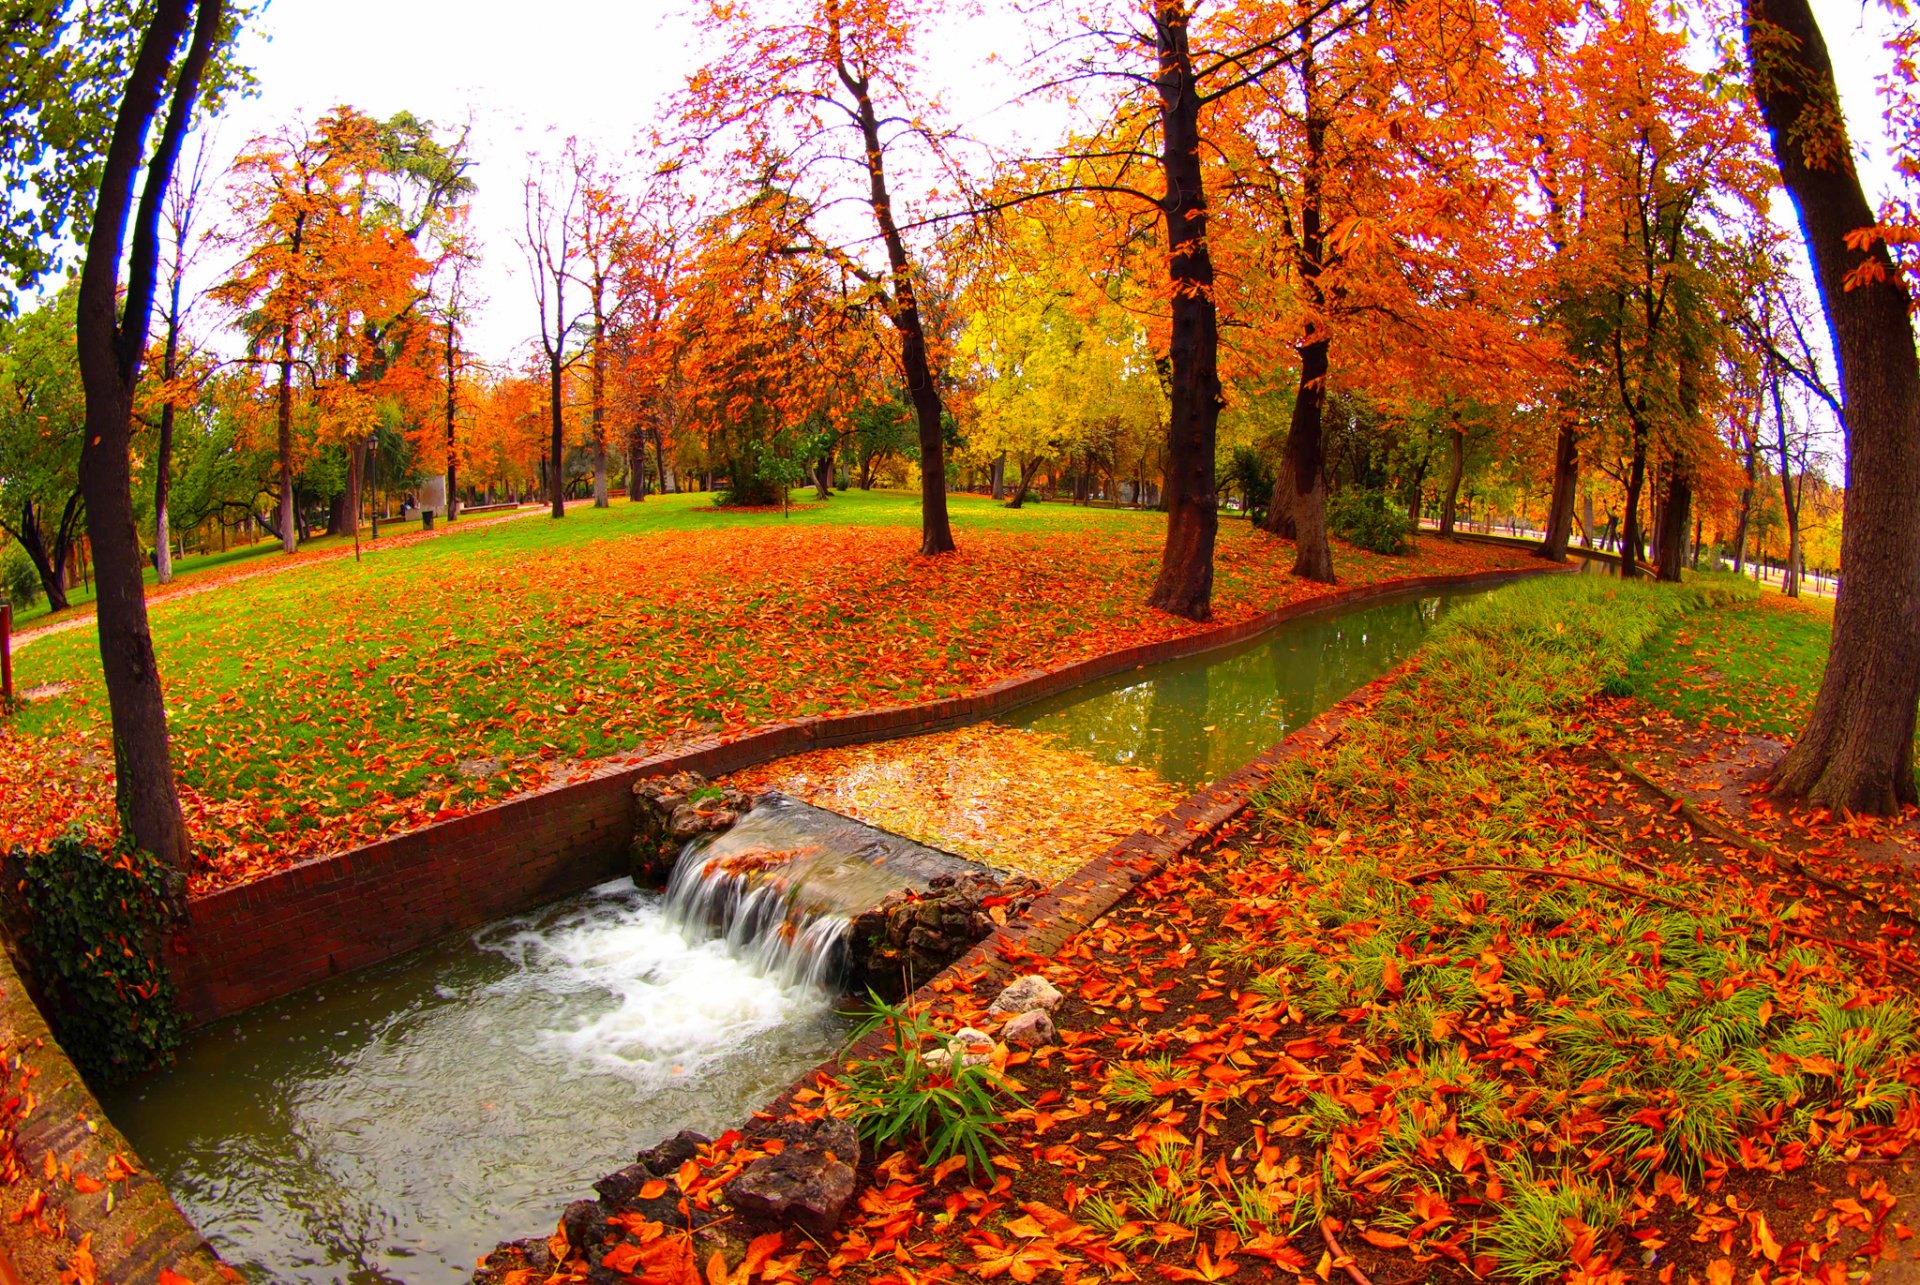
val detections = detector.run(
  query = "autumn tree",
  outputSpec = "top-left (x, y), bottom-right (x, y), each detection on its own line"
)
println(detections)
top-left (216, 107), bottom-right (435, 551)
top-left (521, 138), bottom-right (590, 520)
top-left (685, 0), bottom-right (966, 554)
top-left (1745, 0), bottom-right (1920, 812)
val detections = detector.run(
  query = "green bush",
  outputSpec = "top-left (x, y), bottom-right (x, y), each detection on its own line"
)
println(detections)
top-left (1327, 486), bottom-right (1414, 555)
top-left (10, 832), bottom-right (183, 1085)
top-left (2, 544), bottom-right (40, 609)
top-left (838, 995), bottom-right (1018, 1177)
top-left (1223, 446), bottom-right (1276, 524)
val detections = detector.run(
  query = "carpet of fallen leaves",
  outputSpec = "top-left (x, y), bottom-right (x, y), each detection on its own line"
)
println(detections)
top-left (534, 575), bottom-right (1920, 1285)
top-left (725, 725), bottom-right (1186, 884)
top-left (0, 499), bottom-right (1530, 895)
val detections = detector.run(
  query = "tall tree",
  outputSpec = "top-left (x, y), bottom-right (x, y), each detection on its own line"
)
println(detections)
top-left (1746, 0), bottom-right (1920, 812)
top-left (686, 0), bottom-right (962, 554)
top-left (73, 0), bottom-right (230, 869)
top-left (521, 139), bottom-right (587, 520)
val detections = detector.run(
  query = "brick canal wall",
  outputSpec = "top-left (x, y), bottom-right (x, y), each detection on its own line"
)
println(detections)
top-left (167, 563), bottom-right (1559, 1026)
top-left (0, 946), bottom-right (227, 1285)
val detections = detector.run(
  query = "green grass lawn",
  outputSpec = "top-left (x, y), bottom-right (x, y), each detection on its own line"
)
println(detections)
top-left (7, 511), bottom-right (446, 631)
top-left (1626, 576), bottom-right (1831, 740)
top-left (0, 488), bottom-right (1536, 888)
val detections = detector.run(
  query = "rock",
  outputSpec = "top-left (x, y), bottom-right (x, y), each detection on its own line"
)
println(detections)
top-left (922, 1047), bottom-right (953, 1071)
top-left (724, 1119), bottom-right (861, 1237)
top-left (631, 773), bottom-right (752, 884)
top-left (845, 872), bottom-right (1043, 1000)
top-left (1002, 1009), bottom-right (1057, 1047)
top-left (593, 1162), bottom-right (655, 1208)
top-left (637, 1127), bottom-right (712, 1177)
top-left (560, 1198), bottom-right (609, 1251)
top-left (947, 1027), bottom-right (996, 1068)
top-left (472, 1238), bottom-right (553, 1285)
top-left (989, 974), bottom-right (1063, 1016)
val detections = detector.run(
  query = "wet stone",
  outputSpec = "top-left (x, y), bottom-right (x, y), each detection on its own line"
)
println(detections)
top-left (724, 1119), bottom-right (860, 1237)
top-left (989, 974), bottom-right (1063, 1016)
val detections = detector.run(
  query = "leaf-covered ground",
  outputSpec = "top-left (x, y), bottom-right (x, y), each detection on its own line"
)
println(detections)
top-left (542, 575), bottom-right (1920, 1285)
top-left (0, 491), bottom-right (1533, 893)
top-left (727, 724), bottom-right (1187, 884)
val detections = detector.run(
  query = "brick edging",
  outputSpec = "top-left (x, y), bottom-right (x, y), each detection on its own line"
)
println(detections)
top-left (0, 946), bottom-right (227, 1285)
top-left (746, 654), bottom-right (1402, 1125)
top-left (168, 562), bottom-right (1560, 1025)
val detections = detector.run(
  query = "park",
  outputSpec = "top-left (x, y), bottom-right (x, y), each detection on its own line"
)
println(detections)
top-left (2, 1), bottom-right (1918, 1284)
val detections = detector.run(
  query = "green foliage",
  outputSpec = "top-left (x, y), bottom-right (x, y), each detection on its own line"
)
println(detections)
top-left (838, 995), bottom-right (1017, 1177)
top-left (3, 543), bottom-right (39, 608)
top-left (1221, 446), bottom-right (1275, 524)
top-left (1327, 486), bottom-right (1414, 555)
top-left (11, 831), bottom-right (183, 1085)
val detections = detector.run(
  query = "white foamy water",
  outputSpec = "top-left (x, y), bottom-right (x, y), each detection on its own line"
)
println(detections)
top-left (106, 878), bottom-right (848, 1285)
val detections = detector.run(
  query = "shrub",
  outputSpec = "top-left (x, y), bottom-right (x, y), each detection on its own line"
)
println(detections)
top-left (1328, 486), bottom-right (1414, 555)
top-left (1222, 446), bottom-right (1276, 524)
top-left (837, 995), bottom-right (1017, 1177)
top-left (2, 544), bottom-right (39, 609)
top-left (8, 832), bottom-right (183, 1085)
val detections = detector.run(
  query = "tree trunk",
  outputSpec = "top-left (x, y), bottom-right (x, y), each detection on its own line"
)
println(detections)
top-left (154, 274), bottom-right (182, 583)
top-left (1006, 456), bottom-right (1044, 509)
top-left (1144, 2), bottom-right (1221, 619)
top-left (832, 32), bottom-right (955, 555)
top-left (1733, 424), bottom-right (1757, 572)
top-left (652, 424), bottom-right (669, 496)
top-left (1619, 417), bottom-right (1650, 577)
top-left (590, 309), bottom-right (608, 508)
top-left (275, 335), bottom-right (297, 553)
top-left (72, 0), bottom-right (219, 871)
top-left (445, 313), bottom-right (460, 520)
top-left (1537, 422), bottom-right (1578, 561)
top-left (1748, 0), bottom-right (1920, 812)
top-left (549, 348), bottom-right (566, 519)
top-left (1656, 466), bottom-right (1692, 582)
top-left (1580, 485), bottom-right (1594, 548)
top-left (17, 498), bottom-right (75, 611)
top-left (1438, 419), bottom-right (1466, 537)
top-left (1282, 337), bottom-right (1334, 580)
top-left (990, 451), bottom-right (1006, 501)
top-left (813, 453), bottom-right (833, 500)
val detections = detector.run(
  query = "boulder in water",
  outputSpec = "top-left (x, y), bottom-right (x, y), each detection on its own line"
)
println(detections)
top-left (636, 1127), bottom-right (712, 1177)
top-left (845, 872), bottom-right (1042, 999)
top-left (631, 772), bottom-right (753, 884)
top-left (724, 1118), bottom-right (860, 1236)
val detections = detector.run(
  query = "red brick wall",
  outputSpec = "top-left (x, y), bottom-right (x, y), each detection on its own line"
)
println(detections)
top-left (167, 564), bottom-right (1556, 1025)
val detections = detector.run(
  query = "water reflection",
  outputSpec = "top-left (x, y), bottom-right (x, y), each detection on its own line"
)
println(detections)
top-left (1011, 592), bottom-right (1461, 787)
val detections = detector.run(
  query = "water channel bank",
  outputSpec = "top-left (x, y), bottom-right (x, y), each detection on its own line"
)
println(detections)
top-left (12, 561), bottom-right (1561, 1285)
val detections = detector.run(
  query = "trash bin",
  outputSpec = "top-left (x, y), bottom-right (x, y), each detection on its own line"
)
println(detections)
top-left (422, 510), bottom-right (436, 531)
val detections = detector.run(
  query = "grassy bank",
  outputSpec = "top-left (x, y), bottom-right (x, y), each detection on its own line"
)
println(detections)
top-left (0, 490), bottom-right (1535, 891)
top-left (634, 574), bottom-right (1920, 1285)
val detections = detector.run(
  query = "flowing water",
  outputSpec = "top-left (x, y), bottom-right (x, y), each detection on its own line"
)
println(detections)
top-left (105, 584), bottom-right (1498, 1283)
top-left (105, 877), bottom-right (851, 1285)
top-left (1010, 589), bottom-right (1474, 786)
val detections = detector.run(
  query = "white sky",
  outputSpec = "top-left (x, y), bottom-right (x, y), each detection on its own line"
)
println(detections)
top-left (193, 0), bottom-right (1047, 363)
top-left (189, 0), bottom-right (1907, 375)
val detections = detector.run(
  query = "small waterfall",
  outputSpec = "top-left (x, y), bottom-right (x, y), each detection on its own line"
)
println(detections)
top-left (660, 800), bottom-right (907, 989)
top-left (662, 843), bottom-right (854, 990)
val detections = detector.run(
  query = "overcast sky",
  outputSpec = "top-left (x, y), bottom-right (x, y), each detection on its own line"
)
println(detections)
top-left (187, 0), bottom-right (1907, 375)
